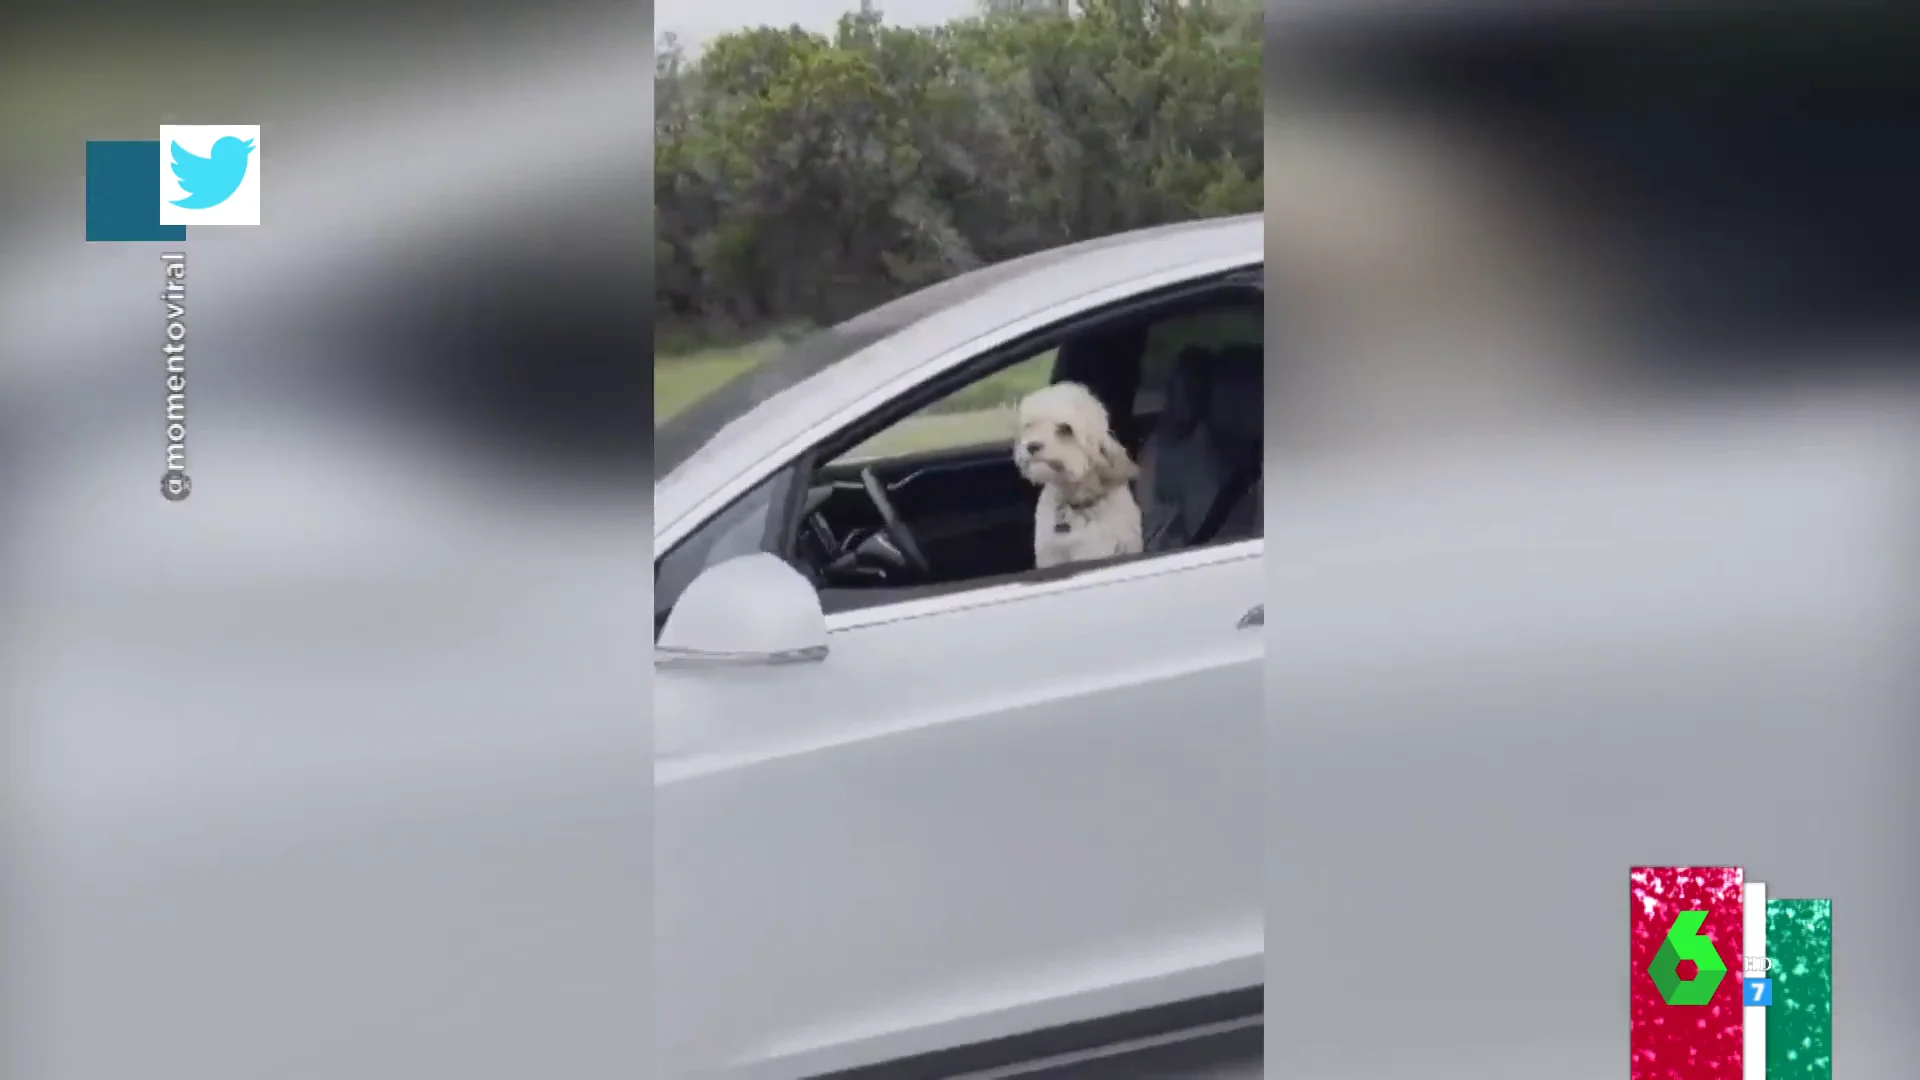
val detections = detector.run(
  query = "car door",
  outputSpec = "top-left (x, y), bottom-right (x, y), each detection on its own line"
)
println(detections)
top-left (655, 535), bottom-right (1263, 1077)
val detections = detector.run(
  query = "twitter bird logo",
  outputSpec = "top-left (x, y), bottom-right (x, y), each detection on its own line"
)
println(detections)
top-left (170, 135), bottom-right (254, 209)
top-left (156, 124), bottom-right (262, 227)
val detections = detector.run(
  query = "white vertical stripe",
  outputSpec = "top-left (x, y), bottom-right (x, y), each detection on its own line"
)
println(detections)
top-left (1745, 880), bottom-right (1767, 1080)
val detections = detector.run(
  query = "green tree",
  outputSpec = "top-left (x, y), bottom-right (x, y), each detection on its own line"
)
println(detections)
top-left (654, 0), bottom-right (1261, 352)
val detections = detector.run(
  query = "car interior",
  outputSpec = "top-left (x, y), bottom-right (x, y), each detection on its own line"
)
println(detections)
top-left (789, 275), bottom-right (1264, 612)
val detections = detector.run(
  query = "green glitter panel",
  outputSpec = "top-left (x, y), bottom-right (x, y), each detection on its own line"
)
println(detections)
top-left (1765, 898), bottom-right (1831, 1078)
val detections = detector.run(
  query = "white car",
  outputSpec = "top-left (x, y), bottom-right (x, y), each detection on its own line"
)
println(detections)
top-left (655, 214), bottom-right (1266, 1077)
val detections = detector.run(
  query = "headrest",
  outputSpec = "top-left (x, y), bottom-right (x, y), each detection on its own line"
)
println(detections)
top-left (1052, 324), bottom-right (1151, 445)
top-left (1207, 343), bottom-right (1264, 447)
top-left (1157, 345), bottom-right (1216, 438)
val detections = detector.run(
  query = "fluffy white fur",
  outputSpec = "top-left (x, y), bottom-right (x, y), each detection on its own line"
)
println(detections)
top-left (1013, 381), bottom-right (1143, 569)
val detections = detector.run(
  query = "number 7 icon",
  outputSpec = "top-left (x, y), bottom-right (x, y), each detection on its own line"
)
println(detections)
top-left (1744, 977), bottom-right (1773, 1006)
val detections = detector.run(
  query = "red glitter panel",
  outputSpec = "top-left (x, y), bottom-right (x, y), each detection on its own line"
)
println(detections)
top-left (1630, 866), bottom-right (1745, 1080)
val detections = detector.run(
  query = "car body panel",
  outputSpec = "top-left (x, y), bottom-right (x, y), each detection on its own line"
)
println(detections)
top-left (656, 542), bottom-right (1263, 1077)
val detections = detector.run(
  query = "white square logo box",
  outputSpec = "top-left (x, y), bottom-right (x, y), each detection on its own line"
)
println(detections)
top-left (159, 124), bottom-right (262, 227)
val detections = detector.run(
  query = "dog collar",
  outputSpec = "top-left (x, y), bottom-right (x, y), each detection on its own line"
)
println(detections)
top-left (1054, 487), bottom-right (1103, 534)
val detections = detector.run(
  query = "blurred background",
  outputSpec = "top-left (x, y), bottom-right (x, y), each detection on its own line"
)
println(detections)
top-left (1, 4), bottom-right (653, 1080)
top-left (1262, 4), bottom-right (1917, 1078)
top-left (653, 0), bottom-right (1261, 443)
top-left (652, 0), bottom-right (1267, 495)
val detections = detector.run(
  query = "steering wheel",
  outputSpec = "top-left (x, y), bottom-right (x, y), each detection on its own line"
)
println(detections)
top-left (858, 466), bottom-right (932, 575)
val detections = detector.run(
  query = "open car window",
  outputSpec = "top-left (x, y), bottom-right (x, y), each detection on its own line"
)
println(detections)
top-left (1136, 305), bottom-right (1264, 414)
top-left (790, 276), bottom-right (1263, 614)
top-left (831, 351), bottom-right (1054, 465)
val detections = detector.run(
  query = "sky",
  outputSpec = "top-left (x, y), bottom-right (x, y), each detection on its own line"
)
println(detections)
top-left (655, 0), bottom-right (978, 46)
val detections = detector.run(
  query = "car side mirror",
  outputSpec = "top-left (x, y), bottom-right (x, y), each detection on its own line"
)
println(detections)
top-left (655, 553), bottom-right (828, 668)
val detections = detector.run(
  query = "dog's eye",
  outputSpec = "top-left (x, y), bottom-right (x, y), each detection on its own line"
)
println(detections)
top-left (1055, 422), bottom-right (1073, 437)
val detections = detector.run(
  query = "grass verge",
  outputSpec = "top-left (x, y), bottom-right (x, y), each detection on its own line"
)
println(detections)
top-left (655, 342), bottom-right (1050, 461)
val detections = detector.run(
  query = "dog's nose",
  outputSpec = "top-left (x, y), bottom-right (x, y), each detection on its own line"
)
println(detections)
top-left (1024, 440), bottom-right (1043, 454)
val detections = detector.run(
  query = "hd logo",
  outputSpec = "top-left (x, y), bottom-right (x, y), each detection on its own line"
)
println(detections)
top-left (1647, 909), bottom-right (1730, 1006)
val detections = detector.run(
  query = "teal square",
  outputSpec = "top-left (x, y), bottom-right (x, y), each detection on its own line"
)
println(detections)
top-left (85, 140), bottom-right (186, 243)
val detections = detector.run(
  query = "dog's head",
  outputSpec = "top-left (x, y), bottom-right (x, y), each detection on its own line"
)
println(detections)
top-left (1013, 381), bottom-right (1136, 496)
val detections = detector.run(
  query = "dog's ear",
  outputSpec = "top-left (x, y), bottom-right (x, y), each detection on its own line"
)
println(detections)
top-left (1090, 428), bottom-right (1138, 486)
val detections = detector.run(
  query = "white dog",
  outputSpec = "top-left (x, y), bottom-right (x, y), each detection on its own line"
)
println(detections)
top-left (1013, 381), bottom-right (1143, 569)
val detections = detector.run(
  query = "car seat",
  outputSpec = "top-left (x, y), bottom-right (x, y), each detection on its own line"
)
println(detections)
top-left (1136, 343), bottom-right (1263, 551)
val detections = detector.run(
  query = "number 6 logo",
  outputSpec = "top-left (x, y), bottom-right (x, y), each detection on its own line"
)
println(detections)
top-left (1648, 910), bottom-right (1730, 1005)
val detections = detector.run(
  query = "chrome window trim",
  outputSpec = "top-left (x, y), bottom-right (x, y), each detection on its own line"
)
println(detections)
top-left (653, 643), bottom-right (830, 669)
top-left (823, 538), bottom-right (1263, 632)
top-left (653, 252), bottom-right (1262, 553)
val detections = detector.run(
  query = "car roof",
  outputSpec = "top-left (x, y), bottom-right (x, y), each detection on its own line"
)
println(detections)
top-left (655, 213), bottom-right (1264, 532)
